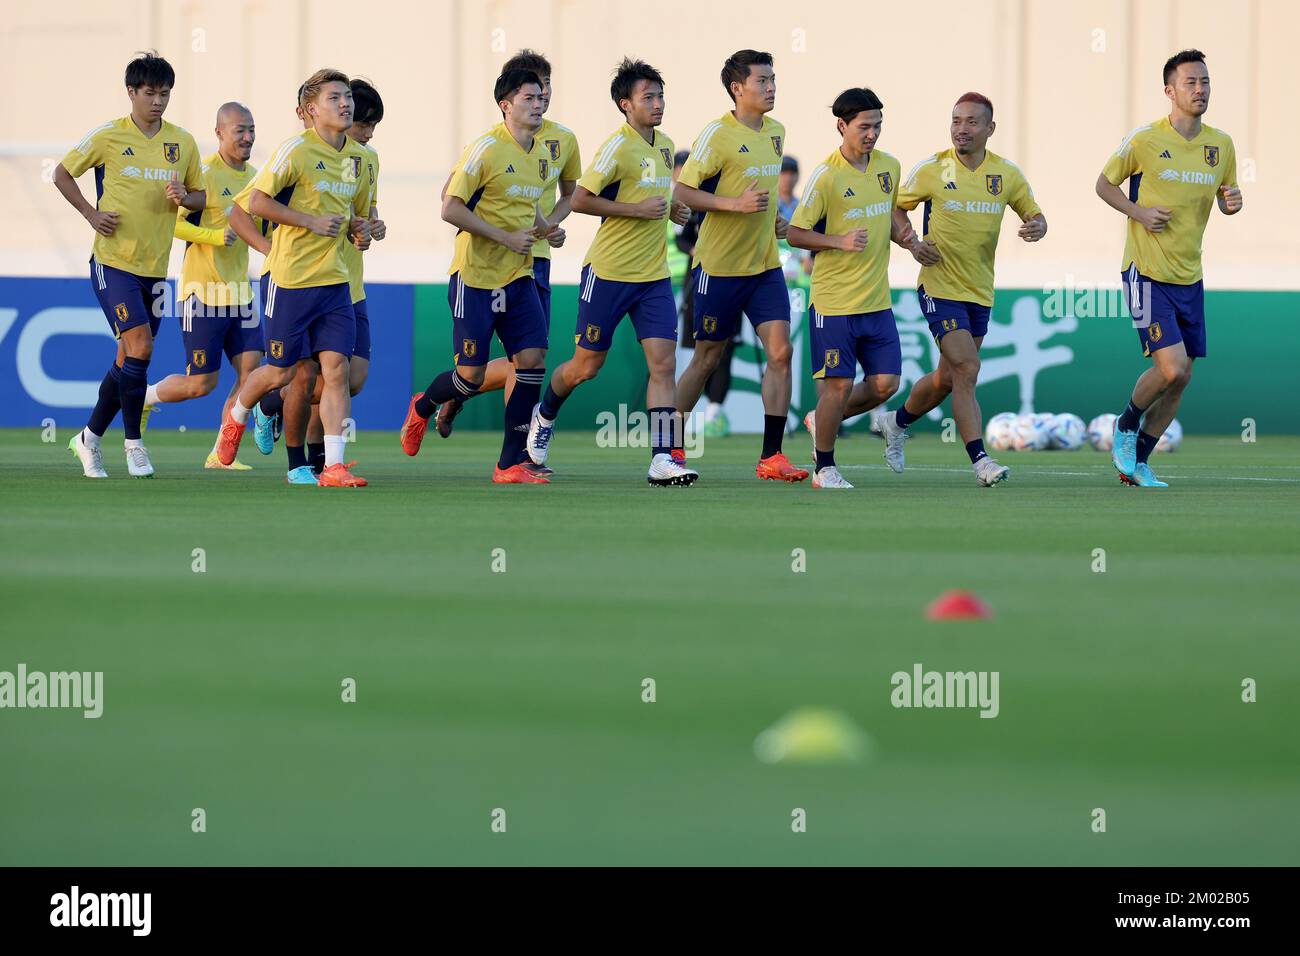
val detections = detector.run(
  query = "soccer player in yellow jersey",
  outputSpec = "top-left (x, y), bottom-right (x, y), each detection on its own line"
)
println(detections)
top-left (433, 49), bottom-right (580, 459)
top-left (787, 88), bottom-right (906, 489)
top-left (55, 52), bottom-right (206, 479)
top-left (1097, 49), bottom-right (1241, 488)
top-left (522, 58), bottom-right (697, 486)
top-left (399, 68), bottom-right (557, 483)
top-left (673, 50), bottom-right (807, 482)
top-left (215, 69), bottom-right (375, 488)
top-left (135, 102), bottom-right (263, 470)
top-left (876, 92), bottom-right (1047, 487)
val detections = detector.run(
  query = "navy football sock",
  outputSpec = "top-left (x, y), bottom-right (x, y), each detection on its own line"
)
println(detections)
top-left (500, 368), bottom-right (544, 470)
top-left (965, 438), bottom-right (988, 464)
top-left (259, 388), bottom-right (285, 417)
top-left (896, 405), bottom-right (921, 428)
top-left (1136, 431), bottom-right (1160, 464)
top-left (307, 442), bottom-right (326, 473)
top-left (1117, 399), bottom-right (1146, 432)
top-left (86, 365), bottom-right (123, 437)
top-left (287, 444), bottom-right (308, 470)
top-left (119, 355), bottom-right (150, 441)
top-left (648, 406), bottom-right (676, 459)
top-left (539, 383), bottom-right (567, 422)
top-left (815, 448), bottom-right (836, 472)
top-left (761, 414), bottom-right (785, 459)
top-left (415, 370), bottom-right (478, 419)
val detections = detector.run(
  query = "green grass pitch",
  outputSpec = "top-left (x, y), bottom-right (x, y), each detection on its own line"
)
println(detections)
top-left (1, 426), bottom-right (1297, 865)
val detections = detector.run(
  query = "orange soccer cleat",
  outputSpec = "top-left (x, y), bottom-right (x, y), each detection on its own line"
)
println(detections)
top-left (492, 463), bottom-right (550, 484)
top-left (317, 461), bottom-right (368, 487)
top-left (216, 408), bottom-right (247, 466)
top-left (755, 451), bottom-right (809, 483)
top-left (399, 393), bottom-right (430, 456)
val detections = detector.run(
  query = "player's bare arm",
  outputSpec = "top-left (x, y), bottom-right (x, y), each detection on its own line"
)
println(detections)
top-left (674, 178), bottom-right (768, 215)
top-left (571, 185), bottom-right (667, 221)
top-left (53, 163), bottom-right (119, 236)
top-left (1096, 174), bottom-right (1171, 233)
top-left (1018, 212), bottom-right (1048, 242)
top-left (786, 224), bottom-right (867, 254)
top-left (442, 194), bottom-right (534, 256)
top-left (165, 176), bottom-right (205, 211)
top-left (1218, 185), bottom-right (1243, 215)
top-left (227, 202), bottom-right (271, 255)
top-left (248, 188), bottom-right (341, 237)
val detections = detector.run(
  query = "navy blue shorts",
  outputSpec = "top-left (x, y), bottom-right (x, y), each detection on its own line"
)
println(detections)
top-left (352, 298), bottom-right (371, 361)
top-left (448, 272), bottom-right (548, 366)
top-left (575, 265), bottom-right (676, 352)
top-left (91, 257), bottom-right (163, 338)
top-left (533, 257), bottom-right (552, 321)
top-left (262, 279), bottom-right (355, 367)
top-left (691, 265), bottom-right (790, 341)
top-left (809, 307), bottom-right (902, 379)
top-left (180, 294), bottom-right (262, 374)
top-left (919, 284), bottom-right (991, 344)
top-left (1123, 264), bottom-right (1206, 358)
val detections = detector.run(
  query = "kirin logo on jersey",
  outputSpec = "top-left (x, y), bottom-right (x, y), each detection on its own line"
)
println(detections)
top-left (120, 166), bottom-right (142, 178)
top-left (744, 164), bottom-right (783, 179)
top-left (546, 140), bottom-right (560, 161)
top-left (843, 208), bottom-right (866, 221)
top-left (1203, 146), bottom-right (1219, 167)
top-left (878, 171), bottom-right (893, 194)
top-left (1158, 168), bottom-right (1217, 185)
top-left (164, 142), bottom-right (180, 164)
top-left (942, 199), bottom-right (965, 212)
top-left (986, 175), bottom-right (1002, 196)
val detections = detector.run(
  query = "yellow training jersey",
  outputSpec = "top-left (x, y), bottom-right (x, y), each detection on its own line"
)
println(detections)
top-left (677, 111), bottom-right (785, 277)
top-left (1101, 116), bottom-right (1237, 285)
top-left (897, 147), bottom-right (1040, 306)
top-left (60, 116), bottom-right (204, 278)
top-left (532, 118), bottom-right (581, 261)
top-left (340, 141), bottom-right (380, 303)
top-left (175, 153), bottom-right (257, 307)
top-left (247, 127), bottom-right (374, 289)
top-left (577, 123), bottom-right (676, 283)
top-left (791, 147), bottom-right (901, 315)
top-left (446, 122), bottom-right (548, 290)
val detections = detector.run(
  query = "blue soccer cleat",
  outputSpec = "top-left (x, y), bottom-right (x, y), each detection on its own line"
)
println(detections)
top-left (252, 403), bottom-right (278, 455)
top-left (285, 465), bottom-right (319, 485)
top-left (1111, 420), bottom-right (1138, 477)
top-left (1126, 462), bottom-right (1168, 488)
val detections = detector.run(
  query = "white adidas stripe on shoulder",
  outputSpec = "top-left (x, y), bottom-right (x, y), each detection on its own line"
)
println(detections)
top-left (903, 154), bottom-right (940, 188)
top-left (74, 121), bottom-right (115, 154)
top-left (268, 135), bottom-right (305, 174)
top-left (463, 135), bottom-right (497, 174)
top-left (798, 163), bottom-right (831, 205)
top-left (691, 121), bottom-right (724, 162)
top-left (1113, 124), bottom-right (1152, 157)
top-left (594, 134), bottom-right (625, 173)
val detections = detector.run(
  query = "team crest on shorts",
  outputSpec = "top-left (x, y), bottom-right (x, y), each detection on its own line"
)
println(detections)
top-left (878, 171), bottom-right (893, 194)
top-left (660, 147), bottom-right (672, 168)
top-left (942, 318), bottom-right (959, 332)
top-left (824, 349), bottom-right (840, 369)
top-left (585, 324), bottom-right (601, 344)
top-left (269, 340), bottom-right (285, 359)
top-left (986, 174), bottom-right (1003, 196)
top-left (702, 315), bottom-right (718, 334)
top-left (1148, 322), bottom-right (1163, 343)
top-left (114, 302), bottom-right (129, 323)
top-left (1203, 145), bottom-right (1219, 167)
top-left (164, 142), bottom-right (180, 164)
top-left (462, 338), bottom-right (477, 359)
top-left (539, 158), bottom-right (549, 180)
top-left (191, 349), bottom-right (206, 369)
top-left (771, 136), bottom-right (783, 157)
top-left (546, 140), bottom-right (560, 161)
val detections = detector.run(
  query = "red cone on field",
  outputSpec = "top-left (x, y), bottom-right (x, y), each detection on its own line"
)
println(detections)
top-left (926, 590), bottom-right (993, 621)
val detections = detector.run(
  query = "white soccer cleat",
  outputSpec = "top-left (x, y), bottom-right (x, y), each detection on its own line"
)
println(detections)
top-left (647, 453), bottom-right (698, 487)
top-left (803, 410), bottom-right (817, 464)
top-left (973, 456), bottom-right (1009, 487)
top-left (125, 443), bottom-right (155, 478)
top-left (526, 403), bottom-right (554, 466)
top-left (879, 410), bottom-right (910, 473)
top-left (69, 430), bottom-right (108, 478)
top-left (812, 465), bottom-right (853, 489)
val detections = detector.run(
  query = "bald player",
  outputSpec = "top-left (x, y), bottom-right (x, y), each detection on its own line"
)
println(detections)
top-left (141, 102), bottom-right (264, 469)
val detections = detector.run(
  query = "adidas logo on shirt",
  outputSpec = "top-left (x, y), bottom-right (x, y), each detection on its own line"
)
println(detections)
top-left (315, 161), bottom-right (327, 170)
top-left (1159, 149), bottom-right (1172, 158)
top-left (121, 147), bottom-right (134, 156)
top-left (738, 144), bottom-right (750, 153)
top-left (943, 181), bottom-right (958, 190)
top-left (844, 187), bottom-right (856, 198)
top-left (506, 164), bottom-right (515, 173)
top-left (222, 187), bottom-right (232, 196)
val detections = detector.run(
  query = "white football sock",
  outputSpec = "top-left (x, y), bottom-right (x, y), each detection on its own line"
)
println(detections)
top-left (324, 435), bottom-right (345, 467)
top-left (231, 399), bottom-right (251, 424)
top-left (145, 383), bottom-right (162, 407)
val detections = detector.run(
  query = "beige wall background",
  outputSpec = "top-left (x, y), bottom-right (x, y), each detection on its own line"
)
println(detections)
top-left (2, 0), bottom-right (1294, 289)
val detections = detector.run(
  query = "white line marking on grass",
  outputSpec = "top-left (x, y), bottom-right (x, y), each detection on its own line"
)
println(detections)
top-left (836, 464), bottom-right (1300, 482)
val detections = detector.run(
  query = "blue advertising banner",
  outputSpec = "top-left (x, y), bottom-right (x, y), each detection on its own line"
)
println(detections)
top-left (0, 277), bottom-right (412, 432)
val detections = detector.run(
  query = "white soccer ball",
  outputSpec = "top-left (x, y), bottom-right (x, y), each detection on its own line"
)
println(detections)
top-left (1048, 413), bottom-right (1087, 451)
top-left (1156, 418), bottom-right (1183, 453)
top-left (1088, 413), bottom-right (1118, 452)
top-left (985, 412), bottom-right (1018, 451)
top-left (1011, 413), bottom-right (1050, 451)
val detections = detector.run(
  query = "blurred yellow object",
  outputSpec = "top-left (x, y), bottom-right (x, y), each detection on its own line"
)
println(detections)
top-left (753, 707), bottom-right (872, 765)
